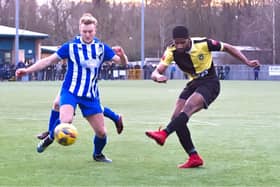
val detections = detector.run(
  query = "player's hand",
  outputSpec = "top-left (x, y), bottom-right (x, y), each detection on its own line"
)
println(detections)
top-left (15, 68), bottom-right (27, 78)
top-left (112, 46), bottom-right (125, 57)
top-left (246, 60), bottom-right (260, 68)
top-left (154, 75), bottom-right (168, 83)
top-left (112, 46), bottom-right (128, 65)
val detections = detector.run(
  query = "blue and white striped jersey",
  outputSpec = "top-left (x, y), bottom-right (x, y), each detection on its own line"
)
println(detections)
top-left (56, 36), bottom-right (115, 99)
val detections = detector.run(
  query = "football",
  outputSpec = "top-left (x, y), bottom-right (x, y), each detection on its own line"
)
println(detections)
top-left (54, 123), bottom-right (78, 146)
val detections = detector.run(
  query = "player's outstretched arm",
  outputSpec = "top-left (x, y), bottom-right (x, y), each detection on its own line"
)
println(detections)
top-left (223, 43), bottom-right (260, 68)
top-left (16, 54), bottom-right (60, 78)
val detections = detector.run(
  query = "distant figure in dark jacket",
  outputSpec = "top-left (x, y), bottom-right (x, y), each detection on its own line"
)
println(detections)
top-left (254, 66), bottom-right (260, 80)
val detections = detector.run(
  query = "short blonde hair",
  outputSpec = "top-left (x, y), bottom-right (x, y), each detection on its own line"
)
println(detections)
top-left (79, 13), bottom-right (98, 25)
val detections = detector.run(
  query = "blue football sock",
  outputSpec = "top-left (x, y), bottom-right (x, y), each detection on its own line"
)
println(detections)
top-left (49, 119), bottom-right (61, 140)
top-left (47, 110), bottom-right (59, 132)
top-left (93, 135), bottom-right (107, 156)
top-left (103, 107), bottom-right (119, 123)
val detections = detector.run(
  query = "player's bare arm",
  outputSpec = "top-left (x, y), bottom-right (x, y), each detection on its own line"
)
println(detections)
top-left (151, 63), bottom-right (168, 83)
top-left (16, 53), bottom-right (60, 78)
top-left (223, 43), bottom-right (260, 67)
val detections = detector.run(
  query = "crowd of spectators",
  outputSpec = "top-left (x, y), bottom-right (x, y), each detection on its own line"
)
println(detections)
top-left (0, 62), bottom-right (236, 81)
top-left (0, 61), bottom-right (150, 81)
top-left (0, 63), bottom-right (15, 80)
top-left (216, 65), bottom-right (231, 80)
top-left (0, 60), bottom-right (67, 81)
top-left (1, 62), bottom-right (265, 81)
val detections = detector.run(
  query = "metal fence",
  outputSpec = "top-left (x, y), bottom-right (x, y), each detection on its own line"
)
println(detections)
top-left (166, 64), bottom-right (280, 81)
top-left (2, 63), bottom-right (280, 81)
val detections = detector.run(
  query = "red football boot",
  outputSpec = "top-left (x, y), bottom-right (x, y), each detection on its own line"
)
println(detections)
top-left (145, 128), bottom-right (168, 146)
top-left (177, 154), bottom-right (204, 169)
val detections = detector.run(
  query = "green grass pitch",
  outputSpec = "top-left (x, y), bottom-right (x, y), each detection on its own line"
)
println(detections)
top-left (0, 80), bottom-right (279, 187)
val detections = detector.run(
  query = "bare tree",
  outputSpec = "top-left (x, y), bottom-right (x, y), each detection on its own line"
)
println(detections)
top-left (0, 0), bottom-right (15, 26)
top-left (0, 0), bottom-right (277, 63)
top-left (19, 0), bottom-right (38, 30)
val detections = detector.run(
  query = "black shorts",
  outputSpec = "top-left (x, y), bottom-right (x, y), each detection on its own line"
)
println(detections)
top-left (179, 77), bottom-right (220, 109)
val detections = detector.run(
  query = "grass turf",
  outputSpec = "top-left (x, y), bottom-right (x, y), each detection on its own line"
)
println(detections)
top-left (0, 80), bottom-right (279, 187)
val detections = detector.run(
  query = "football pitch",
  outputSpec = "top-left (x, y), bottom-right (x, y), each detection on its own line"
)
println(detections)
top-left (0, 80), bottom-right (279, 187)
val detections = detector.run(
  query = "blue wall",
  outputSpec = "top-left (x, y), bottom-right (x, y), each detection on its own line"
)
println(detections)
top-left (0, 37), bottom-right (36, 60)
top-left (0, 38), bottom-right (13, 50)
top-left (20, 38), bottom-right (35, 59)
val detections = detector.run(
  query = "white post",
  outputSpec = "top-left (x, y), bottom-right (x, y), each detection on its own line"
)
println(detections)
top-left (141, 0), bottom-right (145, 73)
top-left (15, 0), bottom-right (19, 66)
top-left (272, 0), bottom-right (276, 64)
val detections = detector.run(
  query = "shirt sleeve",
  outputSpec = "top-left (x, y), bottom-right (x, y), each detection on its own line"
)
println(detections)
top-left (103, 44), bottom-right (115, 61)
top-left (56, 43), bottom-right (69, 59)
top-left (160, 47), bottom-right (174, 66)
top-left (207, 39), bottom-right (224, 52)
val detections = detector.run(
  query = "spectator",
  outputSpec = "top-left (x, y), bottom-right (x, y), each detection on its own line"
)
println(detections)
top-left (254, 66), bottom-right (260, 80)
top-left (170, 63), bottom-right (176, 80)
top-left (16, 61), bottom-right (26, 81)
top-left (16, 60), bottom-right (25, 69)
top-left (224, 65), bottom-right (230, 80)
top-left (55, 62), bottom-right (62, 80)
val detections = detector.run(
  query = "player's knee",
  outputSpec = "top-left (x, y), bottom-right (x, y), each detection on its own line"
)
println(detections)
top-left (171, 112), bottom-right (180, 120)
top-left (53, 104), bottom-right (60, 111)
top-left (95, 129), bottom-right (106, 138)
top-left (188, 101), bottom-right (197, 109)
top-left (60, 116), bottom-right (73, 124)
top-left (53, 101), bottom-right (60, 111)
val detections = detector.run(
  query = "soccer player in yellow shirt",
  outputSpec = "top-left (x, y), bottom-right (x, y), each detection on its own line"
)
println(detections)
top-left (146, 26), bottom-right (260, 169)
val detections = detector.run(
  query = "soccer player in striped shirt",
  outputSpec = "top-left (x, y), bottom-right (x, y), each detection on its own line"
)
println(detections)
top-left (16, 13), bottom-right (128, 163)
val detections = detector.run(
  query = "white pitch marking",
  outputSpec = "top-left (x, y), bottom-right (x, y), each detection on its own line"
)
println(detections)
top-left (190, 119), bottom-right (220, 126)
